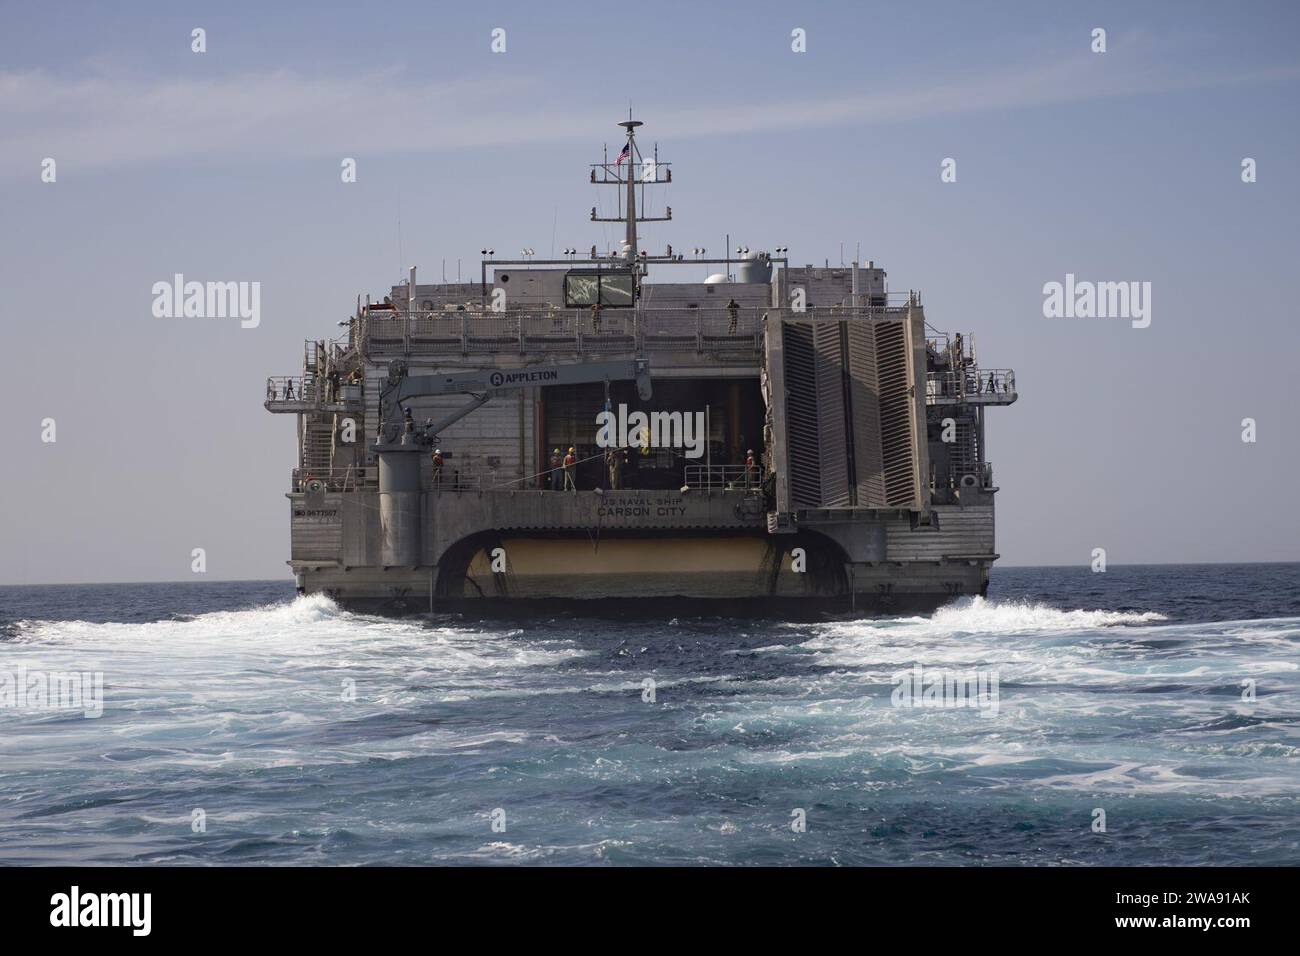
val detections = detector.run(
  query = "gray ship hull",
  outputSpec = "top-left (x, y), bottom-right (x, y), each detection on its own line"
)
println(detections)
top-left (290, 495), bottom-right (995, 616)
top-left (267, 122), bottom-right (1016, 614)
top-left (318, 592), bottom-right (975, 619)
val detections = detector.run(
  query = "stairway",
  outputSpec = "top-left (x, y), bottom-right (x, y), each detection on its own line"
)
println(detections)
top-left (301, 421), bottom-right (334, 478)
top-left (949, 420), bottom-right (980, 483)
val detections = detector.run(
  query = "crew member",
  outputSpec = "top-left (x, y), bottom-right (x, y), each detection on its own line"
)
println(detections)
top-left (285, 380), bottom-right (295, 400)
top-left (550, 447), bottom-right (563, 490)
top-left (726, 297), bottom-right (740, 334)
top-left (432, 448), bottom-right (444, 486)
top-left (607, 447), bottom-right (625, 490)
top-left (590, 301), bottom-right (602, 334)
top-left (745, 448), bottom-right (758, 490)
top-left (402, 406), bottom-right (415, 444)
top-left (563, 446), bottom-right (577, 491)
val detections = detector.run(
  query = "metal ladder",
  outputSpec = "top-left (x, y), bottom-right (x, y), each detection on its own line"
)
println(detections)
top-left (300, 421), bottom-right (334, 476)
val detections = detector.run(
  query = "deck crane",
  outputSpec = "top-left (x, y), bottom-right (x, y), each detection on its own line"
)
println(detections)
top-left (377, 358), bottom-right (652, 445)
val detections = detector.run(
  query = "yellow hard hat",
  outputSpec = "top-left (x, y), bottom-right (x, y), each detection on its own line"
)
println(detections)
top-left (568, 447), bottom-right (575, 453)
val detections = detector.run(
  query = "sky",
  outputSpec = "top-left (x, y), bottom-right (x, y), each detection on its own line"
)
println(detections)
top-left (2, 0), bottom-right (1298, 584)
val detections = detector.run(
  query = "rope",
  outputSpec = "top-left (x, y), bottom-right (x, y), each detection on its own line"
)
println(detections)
top-left (487, 448), bottom-right (614, 490)
top-left (301, 446), bottom-right (639, 516)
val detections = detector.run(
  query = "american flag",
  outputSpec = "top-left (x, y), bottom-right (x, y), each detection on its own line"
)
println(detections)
top-left (615, 143), bottom-right (630, 166)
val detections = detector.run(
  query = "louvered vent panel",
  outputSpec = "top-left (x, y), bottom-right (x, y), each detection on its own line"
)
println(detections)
top-left (846, 322), bottom-right (886, 507)
top-left (778, 315), bottom-right (924, 511)
top-left (812, 322), bottom-right (852, 507)
top-left (782, 322), bottom-right (822, 508)
top-left (875, 321), bottom-right (918, 507)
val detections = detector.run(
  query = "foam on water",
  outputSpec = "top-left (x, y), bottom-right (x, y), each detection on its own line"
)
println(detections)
top-left (9, 594), bottom-right (590, 675)
top-left (1, 570), bottom-right (1298, 865)
top-left (928, 596), bottom-right (1168, 632)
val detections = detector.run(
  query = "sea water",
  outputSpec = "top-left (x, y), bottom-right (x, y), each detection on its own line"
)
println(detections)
top-left (1, 564), bottom-right (1297, 865)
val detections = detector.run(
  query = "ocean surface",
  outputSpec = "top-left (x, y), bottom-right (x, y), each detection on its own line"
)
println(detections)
top-left (1, 564), bottom-right (1297, 866)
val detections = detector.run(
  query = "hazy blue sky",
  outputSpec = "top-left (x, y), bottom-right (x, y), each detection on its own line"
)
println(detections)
top-left (3, 0), bottom-right (1298, 584)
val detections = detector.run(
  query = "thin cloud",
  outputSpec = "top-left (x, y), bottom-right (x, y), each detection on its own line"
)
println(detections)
top-left (1, 49), bottom-right (1295, 178)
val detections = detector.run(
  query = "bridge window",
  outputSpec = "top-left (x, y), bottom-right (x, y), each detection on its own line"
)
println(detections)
top-left (563, 271), bottom-right (635, 308)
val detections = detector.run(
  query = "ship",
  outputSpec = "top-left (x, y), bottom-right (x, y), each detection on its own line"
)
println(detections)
top-left (265, 117), bottom-right (1018, 614)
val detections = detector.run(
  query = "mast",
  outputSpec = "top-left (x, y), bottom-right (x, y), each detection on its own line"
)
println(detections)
top-left (591, 113), bottom-right (671, 264)
top-left (621, 118), bottom-right (640, 259)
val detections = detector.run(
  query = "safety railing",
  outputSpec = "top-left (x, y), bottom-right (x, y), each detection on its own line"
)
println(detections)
top-left (265, 375), bottom-right (363, 410)
top-left (787, 303), bottom-right (913, 318)
top-left (429, 470), bottom-right (484, 492)
top-left (266, 376), bottom-right (315, 405)
top-left (933, 461), bottom-right (996, 493)
top-left (290, 465), bottom-right (492, 493)
top-left (292, 466), bottom-right (368, 493)
top-left (359, 305), bottom-right (926, 358)
top-left (683, 463), bottom-right (762, 492)
top-left (926, 368), bottom-right (1017, 403)
top-left (361, 307), bottom-right (778, 357)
